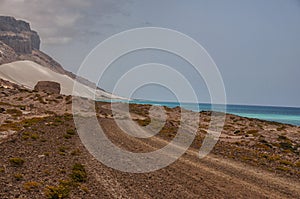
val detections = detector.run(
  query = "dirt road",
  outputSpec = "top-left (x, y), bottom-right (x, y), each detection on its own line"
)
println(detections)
top-left (77, 117), bottom-right (300, 198)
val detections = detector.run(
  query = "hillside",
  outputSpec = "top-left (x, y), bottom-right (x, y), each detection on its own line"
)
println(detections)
top-left (0, 60), bottom-right (118, 99)
top-left (0, 16), bottom-right (108, 96)
top-left (0, 84), bottom-right (300, 198)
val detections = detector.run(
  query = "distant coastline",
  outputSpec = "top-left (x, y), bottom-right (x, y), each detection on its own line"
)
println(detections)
top-left (98, 99), bottom-right (300, 126)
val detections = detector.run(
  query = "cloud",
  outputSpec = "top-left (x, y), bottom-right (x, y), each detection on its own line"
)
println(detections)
top-left (43, 37), bottom-right (72, 45)
top-left (0, 0), bottom-right (127, 44)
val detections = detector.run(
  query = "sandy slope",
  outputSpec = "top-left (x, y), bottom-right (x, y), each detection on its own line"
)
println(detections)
top-left (0, 60), bottom-right (121, 99)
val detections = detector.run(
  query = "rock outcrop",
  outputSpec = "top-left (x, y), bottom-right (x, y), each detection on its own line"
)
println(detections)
top-left (0, 16), bottom-right (66, 74)
top-left (0, 41), bottom-right (18, 63)
top-left (34, 81), bottom-right (61, 94)
top-left (0, 16), bottom-right (40, 54)
top-left (0, 16), bottom-right (105, 93)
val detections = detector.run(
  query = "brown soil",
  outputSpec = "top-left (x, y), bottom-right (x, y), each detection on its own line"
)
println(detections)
top-left (0, 85), bottom-right (300, 198)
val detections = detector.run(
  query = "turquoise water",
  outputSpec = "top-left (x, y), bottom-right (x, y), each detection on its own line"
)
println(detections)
top-left (99, 99), bottom-right (300, 126)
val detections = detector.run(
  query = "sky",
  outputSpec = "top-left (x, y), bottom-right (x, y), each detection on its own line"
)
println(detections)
top-left (0, 0), bottom-right (300, 107)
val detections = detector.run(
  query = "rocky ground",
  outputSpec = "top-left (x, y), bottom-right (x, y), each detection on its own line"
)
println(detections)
top-left (0, 84), bottom-right (300, 198)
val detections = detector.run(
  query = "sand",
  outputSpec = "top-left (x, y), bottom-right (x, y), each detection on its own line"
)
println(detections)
top-left (0, 60), bottom-right (121, 99)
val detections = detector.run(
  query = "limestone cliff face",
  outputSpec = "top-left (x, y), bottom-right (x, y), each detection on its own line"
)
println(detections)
top-left (0, 16), bottom-right (40, 54)
top-left (0, 16), bottom-right (64, 72)
top-left (0, 16), bottom-right (103, 92)
top-left (0, 41), bottom-right (18, 63)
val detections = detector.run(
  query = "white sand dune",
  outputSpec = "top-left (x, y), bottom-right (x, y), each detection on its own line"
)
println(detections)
top-left (0, 60), bottom-right (121, 99)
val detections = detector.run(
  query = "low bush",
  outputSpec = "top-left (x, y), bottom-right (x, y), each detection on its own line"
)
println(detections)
top-left (23, 181), bottom-right (40, 191)
top-left (44, 180), bottom-right (72, 199)
top-left (0, 166), bottom-right (5, 173)
top-left (276, 166), bottom-right (290, 172)
top-left (54, 118), bottom-right (63, 124)
top-left (9, 157), bottom-right (25, 166)
top-left (70, 163), bottom-right (87, 183)
top-left (66, 129), bottom-right (76, 135)
top-left (22, 132), bottom-right (39, 140)
top-left (22, 117), bottom-right (44, 127)
top-left (14, 173), bottom-right (23, 181)
top-left (279, 160), bottom-right (293, 166)
top-left (58, 147), bottom-right (67, 156)
top-left (63, 134), bottom-right (72, 139)
top-left (30, 133), bottom-right (39, 140)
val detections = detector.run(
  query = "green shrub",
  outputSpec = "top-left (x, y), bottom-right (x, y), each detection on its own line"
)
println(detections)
top-left (23, 181), bottom-right (40, 191)
top-left (22, 117), bottom-right (43, 127)
top-left (22, 132), bottom-right (30, 140)
top-left (9, 157), bottom-right (25, 166)
top-left (30, 133), bottom-right (39, 140)
top-left (267, 155), bottom-right (280, 161)
top-left (0, 122), bottom-right (22, 131)
top-left (22, 132), bottom-right (39, 140)
top-left (66, 129), bottom-right (76, 135)
top-left (14, 173), bottom-right (24, 181)
top-left (279, 160), bottom-right (293, 166)
top-left (44, 182), bottom-right (70, 199)
top-left (58, 147), bottom-right (67, 156)
top-left (70, 163), bottom-right (87, 183)
top-left (276, 166), bottom-right (290, 172)
top-left (63, 134), bottom-right (72, 139)
top-left (0, 166), bottom-right (5, 173)
top-left (54, 118), bottom-right (63, 124)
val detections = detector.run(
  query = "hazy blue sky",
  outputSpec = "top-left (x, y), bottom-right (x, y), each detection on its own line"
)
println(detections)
top-left (1, 0), bottom-right (300, 107)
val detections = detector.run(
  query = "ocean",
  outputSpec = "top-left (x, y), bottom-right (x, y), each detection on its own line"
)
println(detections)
top-left (100, 99), bottom-right (300, 126)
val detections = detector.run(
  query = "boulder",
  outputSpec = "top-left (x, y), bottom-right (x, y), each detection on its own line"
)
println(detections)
top-left (34, 81), bottom-right (61, 94)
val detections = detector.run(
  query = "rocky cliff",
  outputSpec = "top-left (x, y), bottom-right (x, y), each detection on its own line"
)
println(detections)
top-left (0, 16), bottom-right (40, 54)
top-left (0, 16), bottom-right (104, 92)
top-left (0, 16), bottom-right (68, 75)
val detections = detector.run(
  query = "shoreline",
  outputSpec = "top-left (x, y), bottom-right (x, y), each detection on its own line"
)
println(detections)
top-left (97, 99), bottom-right (300, 126)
